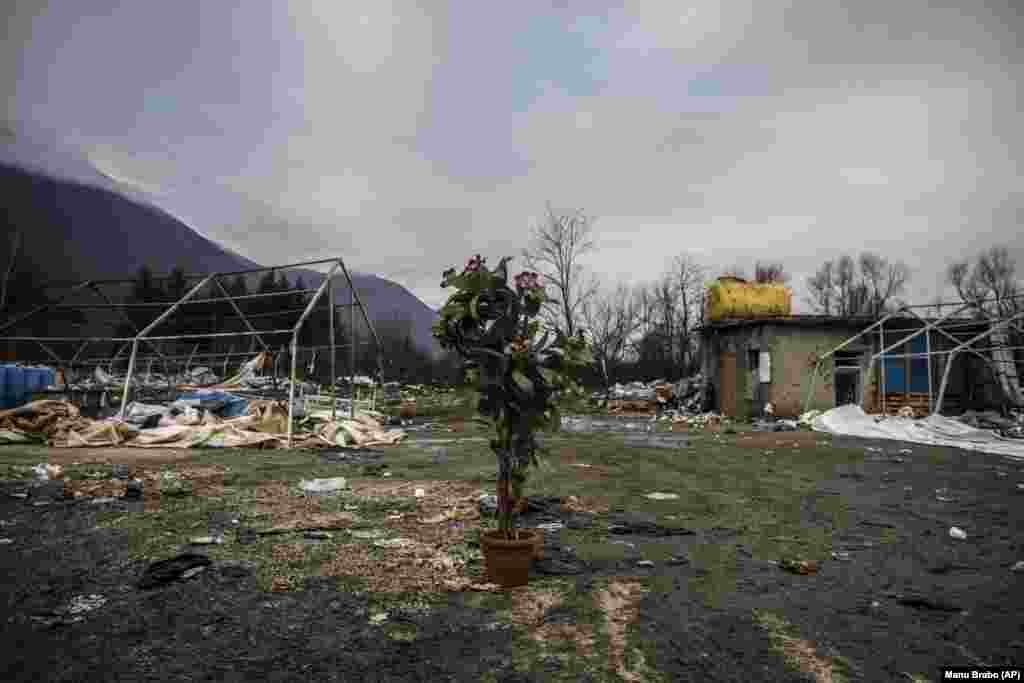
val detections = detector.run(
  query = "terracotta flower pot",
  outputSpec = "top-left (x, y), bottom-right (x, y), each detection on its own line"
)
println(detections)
top-left (480, 529), bottom-right (539, 588)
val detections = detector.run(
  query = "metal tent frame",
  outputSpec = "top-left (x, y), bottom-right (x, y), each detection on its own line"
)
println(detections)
top-left (803, 299), bottom-right (1024, 416)
top-left (0, 257), bottom-right (385, 447)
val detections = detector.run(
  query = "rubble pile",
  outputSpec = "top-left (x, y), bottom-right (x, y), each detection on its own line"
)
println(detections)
top-left (954, 409), bottom-right (1024, 439)
top-left (592, 375), bottom-right (708, 415)
top-left (0, 394), bottom-right (407, 450)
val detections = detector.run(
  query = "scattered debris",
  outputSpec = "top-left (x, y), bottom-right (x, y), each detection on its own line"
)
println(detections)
top-left (779, 559), bottom-right (819, 575)
top-left (478, 494), bottom-right (498, 517)
top-left (137, 554), bottom-right (213, 589)
top-left (830, 551), bottom-right (851, 562)
top-left (299, 478), bottom-right (348, 495)
top-left (666, 555), bottom-right (689, 566)
top-left (189, 536), bottom-right (225, 546)
top-left (0, 538), bottom-right (13, 544)
top-left (643, 492), bottom-right (679, 501)
top-left (123, 479), bottom-right (144, 500)
top-left (949, 526), bottom-right (968, 540)
top-left (181, 566), bottom-right (207, 580)
top-left (636, 560), bottom-right (655, 568)
top-left (1011, 561), bottom-right (1024, 573)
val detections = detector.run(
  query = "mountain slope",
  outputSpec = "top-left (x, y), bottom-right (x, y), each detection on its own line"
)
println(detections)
top-left (0, 134), bottom-right (441, 355)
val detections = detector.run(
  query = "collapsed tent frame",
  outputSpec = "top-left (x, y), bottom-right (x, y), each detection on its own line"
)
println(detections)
top-left (803, 302), bottom-right (1024, 416)
top-left (0, 257), bottom-right (386, 447)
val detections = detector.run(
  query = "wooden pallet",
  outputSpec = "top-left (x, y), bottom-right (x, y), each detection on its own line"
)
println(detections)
top-left (877, 392), bottom-right (963, 416)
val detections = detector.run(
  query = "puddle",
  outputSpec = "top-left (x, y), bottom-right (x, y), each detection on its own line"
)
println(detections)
top-left (622, 435), bottom-right (689, 449)
top-left (561, 415), bottom-right (658, 434)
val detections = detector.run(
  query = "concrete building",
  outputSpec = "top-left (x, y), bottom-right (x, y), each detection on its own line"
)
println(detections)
top-left (699, 315), bottom-right (997, 419)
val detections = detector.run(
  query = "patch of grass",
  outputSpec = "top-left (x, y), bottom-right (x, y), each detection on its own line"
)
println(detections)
top-left (754, 609), bottom-right (853, 683)
top-left (688, 542), bottom-right (739, 606)
top-left (0, 463), bottom-right (34, 479)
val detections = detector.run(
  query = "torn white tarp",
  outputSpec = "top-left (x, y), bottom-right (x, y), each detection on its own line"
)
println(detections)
top-left (811, 404), bottom-right (1024, 460)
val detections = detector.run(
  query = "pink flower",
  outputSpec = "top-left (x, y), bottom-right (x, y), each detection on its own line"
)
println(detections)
top-left (514, 271), bottom-right (541, 290)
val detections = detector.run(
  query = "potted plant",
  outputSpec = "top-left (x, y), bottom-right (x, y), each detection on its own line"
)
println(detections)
top-left (432, 254), bottom-right (592, 587)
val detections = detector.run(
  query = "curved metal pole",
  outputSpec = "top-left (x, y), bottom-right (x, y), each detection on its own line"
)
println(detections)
top-left (935, 310), bottom-right (1024, 414)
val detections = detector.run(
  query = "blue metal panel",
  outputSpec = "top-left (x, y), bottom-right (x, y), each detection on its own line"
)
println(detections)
top-left (883, 356), bottom-right (906, 391)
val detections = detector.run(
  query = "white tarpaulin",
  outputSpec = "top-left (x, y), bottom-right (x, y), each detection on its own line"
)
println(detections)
top-left (812, 404), bottom-right (1024, 460)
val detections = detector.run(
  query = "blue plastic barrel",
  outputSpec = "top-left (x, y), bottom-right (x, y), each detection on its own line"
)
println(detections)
top-left (25, 367), bottom-right (53, 403)
top-left (0, 366), bottom-right (9, 409)
top-left (5, 366), bottom-right (26, 409)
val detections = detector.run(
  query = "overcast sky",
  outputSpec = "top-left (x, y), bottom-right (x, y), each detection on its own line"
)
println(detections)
top-left (3, 1), bottom-right (1022, 311)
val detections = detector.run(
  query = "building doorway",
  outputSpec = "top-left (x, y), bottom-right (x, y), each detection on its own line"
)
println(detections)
top-left (833, 351), bottom-right (862, 407)
top-left (834, 368), bottom-right (861, 406)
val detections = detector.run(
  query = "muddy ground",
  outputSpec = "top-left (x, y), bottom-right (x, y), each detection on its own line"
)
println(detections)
top-left (1, 436), bottom-right (1022, 682)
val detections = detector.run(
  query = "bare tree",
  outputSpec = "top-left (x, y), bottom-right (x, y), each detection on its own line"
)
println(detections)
top-left (805, 260), bottom-right (835, 315)
top-left (948, 246), bottom-right (1021, 318)
top-left (0, 228), bottom-right (22, 312)
top-left (653, 273), bottom-right (678, 367)
top-left (858, 252), bottom-right (910, 317)
top-left (670, 253), bottom-right (706, 372)
top-left (581, 282), bottom-right (642, 388)
top-left (948, 246), bottom-right (1024, 407)
top-left (754, 260), bottom-right (789, 284)
top-left (521, 203), bottom-right (599, 338)
top-left (806, 252), bottom-right (909, 317)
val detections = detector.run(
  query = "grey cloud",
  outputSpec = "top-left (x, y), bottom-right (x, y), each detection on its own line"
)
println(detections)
top-left (3, 1), bottom-right (1021, 315)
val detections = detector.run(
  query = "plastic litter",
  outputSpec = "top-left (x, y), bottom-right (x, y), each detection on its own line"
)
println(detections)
top-left (64, 594), bottom-right (107, 616)
top-left (299, 477), bottom-right (348, 495)
top-left (189, 536), bottom-right (225, 545)
top-left (1012, 561), bottom-right (1024, 573)
top-left (414, 487), bottom-right (426, 498)
top-left (780, 559), bottom-right (819, 574)
top-left (949, 526), bottom-right (968, 540)
top-left (31, 463), bottom-right (62, 481)
top-left (644, 492), bottom-right (679, 500)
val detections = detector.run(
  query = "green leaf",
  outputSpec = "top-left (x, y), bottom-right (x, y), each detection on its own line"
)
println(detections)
top-left (537, 367), bottom-right (559, 386)
top-left (547, 404), bottom-right (561, 432)
top-left (469, 294), bottom-right (481, 321)
top-left (511, 371), bottom-right (534, 396)
top-left (440, 301), bottom-right (467, 318)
